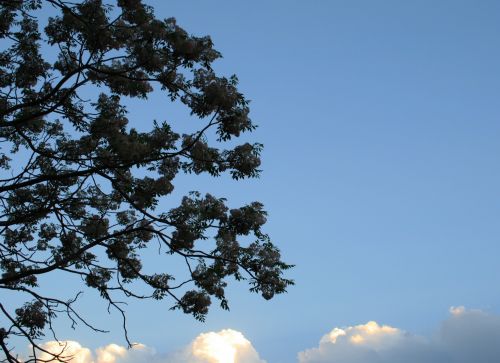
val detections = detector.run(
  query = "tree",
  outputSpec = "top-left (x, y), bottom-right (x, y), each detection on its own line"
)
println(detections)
top-left (0, 1), bottom-right (293, 361)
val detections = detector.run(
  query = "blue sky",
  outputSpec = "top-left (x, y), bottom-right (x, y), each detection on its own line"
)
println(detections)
top-left (11, 1), bottom-right (500, 362)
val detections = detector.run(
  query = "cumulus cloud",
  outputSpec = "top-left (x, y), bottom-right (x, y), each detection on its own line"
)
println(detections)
top-left (37, 341), bottom-right (155, 363)
top-left (38, 341), bottom-right (93, 363)
top-left (177, 329), bottom-right (266, 363)
top-left (36, 329), bottom-right (265, 363)
top-left (298, 307), bottom-right (500, 363)
top-left (95, 343), bottom-right (156, 363)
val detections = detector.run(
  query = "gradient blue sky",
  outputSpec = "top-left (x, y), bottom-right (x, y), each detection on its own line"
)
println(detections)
top-left (17, 1), bottom-right (500, 362)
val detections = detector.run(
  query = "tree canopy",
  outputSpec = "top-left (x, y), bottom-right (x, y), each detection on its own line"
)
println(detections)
top-left (0, 1), bottom-right (293, 361)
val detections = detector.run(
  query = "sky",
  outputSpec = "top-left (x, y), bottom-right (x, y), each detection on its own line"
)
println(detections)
top-left (8, 0), bottom-right (500, 362)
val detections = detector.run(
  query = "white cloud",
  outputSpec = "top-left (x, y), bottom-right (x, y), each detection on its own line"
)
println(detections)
top-left (38, 341), bottom-right (93, 363)
top-left (298, 320), bottom-right (433, 363)
top-left (183, 329), bottom-right (266, 363)
top-left (95, 343), bottom-right (155, 363)
top-left (298, 307), bottom-right (500, 363)
top-left (36, 329), bottom-right (265, 363)
top-left (95, 343), bottom-right (127, 363)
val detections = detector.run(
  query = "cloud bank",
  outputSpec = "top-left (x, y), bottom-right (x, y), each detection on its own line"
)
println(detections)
top-left (37, 329), bottom-right (265, 363)
top-left (298, 306), bottom-right (500, 363)
top-left (35, 307), bottom-right (500, 363)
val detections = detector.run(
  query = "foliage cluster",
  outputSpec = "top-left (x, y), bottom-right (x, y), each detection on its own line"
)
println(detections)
top-left (0, 1), bottom-right (292, 361)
